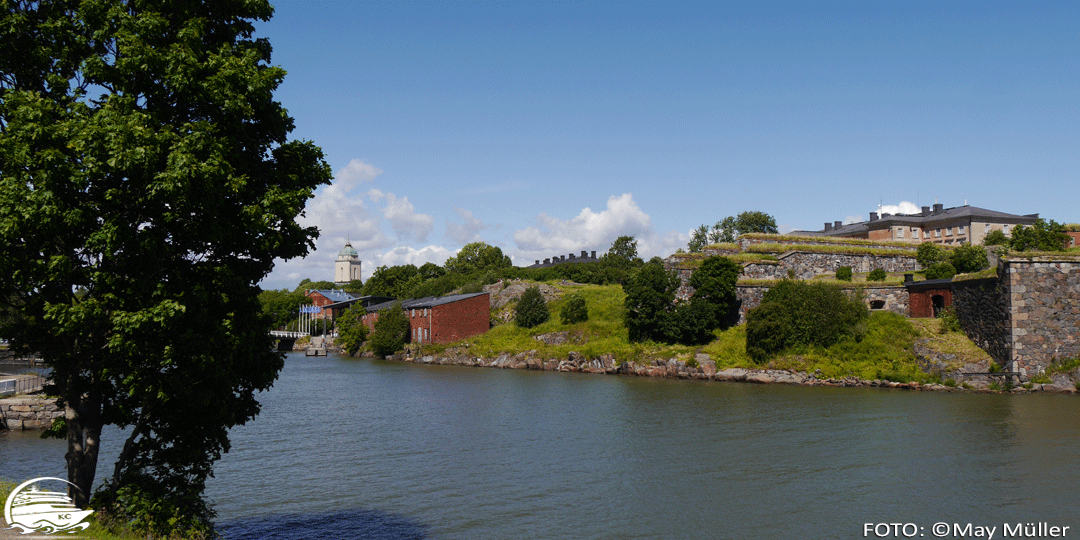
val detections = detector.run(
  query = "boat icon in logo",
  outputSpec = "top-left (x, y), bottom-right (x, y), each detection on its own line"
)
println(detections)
top-left (4, 477), bottom-right (93, 534)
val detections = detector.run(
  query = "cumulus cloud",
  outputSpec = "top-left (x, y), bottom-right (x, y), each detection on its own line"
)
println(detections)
top-left (879, 201), bottom-right (921, 215)
top-left (446, 207), bottom-right (491, 244)
top-left (335, 159), bottom-right (383, 192)
top-left (368, 189), bottom-right (434, 242)
top-left (373, 245), bottom-right (456, 269)
top-left (513, 193), bottom-right (686, 261)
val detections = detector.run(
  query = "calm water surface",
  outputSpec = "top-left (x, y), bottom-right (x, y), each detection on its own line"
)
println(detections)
top-left (3, 352), bottom-right (1079, 539)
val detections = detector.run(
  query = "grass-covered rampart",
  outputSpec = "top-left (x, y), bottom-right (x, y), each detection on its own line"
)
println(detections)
top-left (429, 280), bottom-right (981, 384)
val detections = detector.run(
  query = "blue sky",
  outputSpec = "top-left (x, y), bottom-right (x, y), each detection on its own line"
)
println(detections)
top-left (256, 0), bottom-right (1079, 290)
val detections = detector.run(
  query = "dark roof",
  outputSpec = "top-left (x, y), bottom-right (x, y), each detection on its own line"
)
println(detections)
top-left (307, 289), bottom-right (360, 303)
top-left (322, 295), bottom-right (395, 311)
top-left (364, 292), bottom-right (489, 313)
top-left (812, 205), bottom-right (1038, 236)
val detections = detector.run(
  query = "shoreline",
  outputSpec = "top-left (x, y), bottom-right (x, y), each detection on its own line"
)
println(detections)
top-left (358, 348), bottom-right (1079, 395)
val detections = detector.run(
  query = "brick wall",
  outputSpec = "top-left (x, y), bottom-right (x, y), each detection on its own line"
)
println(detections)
top-left (429, 293), bottom-right (490, 343)
top-left (908, 287), bottom-right (953, 318)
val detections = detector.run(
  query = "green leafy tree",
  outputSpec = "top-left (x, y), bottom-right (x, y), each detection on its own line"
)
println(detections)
top-left (258, 289), bottom-right (308, 329)
top-left (924, 262), bottom-right (957, 280)
top-left (559, 292), bottom-right (589, 325)
top-left (602, 235), bottom-right (643, 270)
top-left (713, 216), bottom-right (738, 243)
top-left (623, 257), bottom-right (679, 343)
top-left (515, 286), bottom-right (550, 328)
top-left (916, 242), bottom-right (946, 268)
top-left (444, 242), bottom-right (511, 275)
top-left (362, 264), bottom-right (418, 298)
top-left (370, 302), bottom-right (410, 357)
top-left (982, 229), bottom-right (1008, 246)
top-left (688, 224), bottom-right (709, 253)
top-left (0, 0), bottom-right (331, 532)
top-left (949, 243), bottom-right (989, 274)
top-left (1009, 219), bottom-right (1070, 252)
top-left (745, 281), bottom-right (869, 363)
top-left (334, 304), bottom-right (368, 356)
top-left (710, 211), bottom-right (778, 244)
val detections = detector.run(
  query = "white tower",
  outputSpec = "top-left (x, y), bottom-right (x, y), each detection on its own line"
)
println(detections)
top-left (334, 240), bottom-right (362, 285)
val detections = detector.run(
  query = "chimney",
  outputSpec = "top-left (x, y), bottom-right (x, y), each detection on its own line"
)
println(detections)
top-left (569, 253), bottom-right (576, 260)
top-left (591, 251), bottom-right (596, 259)
top-left (870, 212), bottom-right (878, 222)
top-left (824, 223), bottom-right (832, 231)
top-left (933, 203), bottom-right (943, 214)
top-left (581, 250), bottom-right (588, 259)
top-left (535, 260), bottom-right (540, 265)
top-left (561, 255), bottom-right (566, 262)
top-left (922, 206), bottom-right (931, 216)
top-left (904, 273), bottom-right (914, 284)
top-left (543, 258), bottom-right (550, 264)
top-left (834, 221), bottom-right (843, 229)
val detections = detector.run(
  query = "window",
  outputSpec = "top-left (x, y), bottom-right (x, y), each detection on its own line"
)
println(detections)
top-left (425, 328), bottom-right (429, 341)
top-left (958, 225), bottom-right (965, 235)
top-left (897, 227), bottom-right (904, 238)
top-left (985, 223), bottom-right (991, 232)
top-left (935, 228), bottom-right (941, 238)
top-left (945, 227), bottom-right (952, 236)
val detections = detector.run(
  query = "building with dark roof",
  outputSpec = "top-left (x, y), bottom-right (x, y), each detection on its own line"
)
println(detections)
top-left (527, 250), bottom-right (599, 269)
top-left (360, 292), bottom-right (490, 345)
top-left (794, 203), bottom-right (1039, 245)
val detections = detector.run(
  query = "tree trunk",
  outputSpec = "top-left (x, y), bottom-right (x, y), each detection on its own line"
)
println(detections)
top-left (65, 388), bottom-right (102, 509)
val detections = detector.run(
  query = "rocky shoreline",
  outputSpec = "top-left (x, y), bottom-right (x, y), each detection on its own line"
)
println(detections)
top-left (366, 347), bottom-right (1079, 395)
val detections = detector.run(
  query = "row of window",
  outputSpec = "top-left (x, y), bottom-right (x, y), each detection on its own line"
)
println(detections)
top-left (413, 326), bottom-right (430, 342)
top-left (896, 223), bottom-right (1010, 240)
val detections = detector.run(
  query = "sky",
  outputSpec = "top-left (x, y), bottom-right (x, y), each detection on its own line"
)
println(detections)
top-left (254, 0), bottom-right (1079, 290)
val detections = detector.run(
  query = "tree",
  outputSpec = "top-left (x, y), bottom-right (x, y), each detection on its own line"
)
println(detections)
top-left (515, 286), bottom-right (550, 328)
top-left (675, 256), bottom-right (741, 344)
top-left (916, 242), bottom-right (946, 268)
top-left (688, 224), bottom-right (710, 252)
top-left (924, 262), bottom-right (957, 280)
top-left (444, 242), bottom-right (511, 276)
top-left (983, 229), bottom-right (1008, 246)
top-left (334, 304), bottom-right (368, 356)
top-left (559, 292), bottom-right (589, 325)
top-left (362, 264), bottom-right (419, 298)
top-left (949, 243), bottom-right (989, 274)
top-left (745, 281), bottom-right (869, 363)
top-left (1009, 219), bottom-right (1070, 252)
top-left (0, 1), bottom-right (331, 533)
top-left (258, 288), bottom-right (308, 329)
top-left (623, 258), bottom-right (678, 343)
top-left (733, 211), bottom-right (779, 236)
top-left (602, 235), bottom-right (642, 270)
top-left (370, 302), bottom-right (410, 357)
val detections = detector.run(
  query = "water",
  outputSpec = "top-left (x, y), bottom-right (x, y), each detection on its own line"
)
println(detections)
top-left (3, 352), bottom-right (1079, 539)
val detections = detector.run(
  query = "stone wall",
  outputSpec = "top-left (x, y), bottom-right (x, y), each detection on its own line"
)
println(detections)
top-left (0, 396), bottom-right (62, 430)
top-left (737, 236), bottom-right (919, 252)
top-left (863, 286), bottom-right (909, 316)
top-left (952, 276), bottom-right (1011, 367)
top-left (1005, 258), bottom-right (1080, 373)
top-left (776, 252), bottom-right (919, 280)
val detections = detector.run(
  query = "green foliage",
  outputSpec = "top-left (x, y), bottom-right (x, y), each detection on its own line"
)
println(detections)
top-left (698, 211), bottom-right (779, 249)
top-left (93, 478), bottom-right (214, 539)
top-left (370, 302), bottom-right (410, 357)
top-left (623, 258), bottom-right (679, 343)
top-left (688, 224), bottom-right (710, 252)
top-left (835, 266), bottom-right (853, 281)
top-left (866, 268), bottom-right (887, 281)
top-left (983, 229), bottom-right (1008, 246)
top-left (924, 262), bottom-right (957, 280)
top-left (445, 242), bottom-right (512, 275)
top-left (938, 307), bottom-right (962, 333)
top-left (745, 280), bottom-right (869, 363)
top-left (362, 264), bottom-right (420, 298)
top-left (684, 256), bottom-right (741, 337)
top-left (559, 292), bottom-right (589, 325)
top-left (0, 0), bottom-right (330, 527)
top-left (949, 243), bottom-right (989, 274)
top-left (916, 242), bottom-right (947, 268)
top-left (334, 305), bottom-right (369, 356)
top-left (515, 286), bottom-right (550, 328)
top-left (1009, 219), bottom-right (1070, 252)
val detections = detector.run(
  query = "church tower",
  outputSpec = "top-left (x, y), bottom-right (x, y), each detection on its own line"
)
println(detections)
top-left (334, 240), bottom-right (362, 285)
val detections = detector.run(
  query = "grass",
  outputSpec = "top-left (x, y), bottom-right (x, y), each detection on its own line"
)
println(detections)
top-left (747, 243), bottom-right (923, 257)
top-left (740, 233), bottom-right (919, 249)
top-left (952, 267), bottom-right (999, 282)
top-left (909, 318), bottom-right (993, 366)
top-left (670, 252), bottom-right (777, 269)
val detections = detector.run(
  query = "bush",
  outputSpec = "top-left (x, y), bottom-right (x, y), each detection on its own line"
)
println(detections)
top-left (515, 286), bottom-right (550, 328)
top-left (370, 302), bottom-right (410, 357)
top-left (916, 242), bottom-right (946, 268)
top-left (983, 229), bottom-right (1008, 246)
top-left (745, 280), bottom-right (869, 363)
top-left (949, 243), bottom-right (989, 274)
top-left (924, 262), bottom-right (957, 280)
top-left (334, 304), bottom-right (368, 356)
top-left (866, 268), bottom-right (887, 281)
top-left (835, 266), bottom-right (853, 281)
top-left (939, 306), bottom-right (962, 333)
top-left (623, 258), bottom-right (678, 343)
top-left (559, 292), bottom-right (589, 324)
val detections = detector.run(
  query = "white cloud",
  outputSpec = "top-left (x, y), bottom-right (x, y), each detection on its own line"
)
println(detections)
top-left (374, 245), bottom-right (456, 269)
top-left (335, 159), bottom-right (383, 192)
top-left (446, 207), bottom-right (491, 244)
top-left (844, 215), bottom-right (863, 225)
top-left (513, 193), bottom-right (686, 261)
top-left (879, 201), bottom-right (921, 215)
top-left (368, 189), bottom-right (434, 242)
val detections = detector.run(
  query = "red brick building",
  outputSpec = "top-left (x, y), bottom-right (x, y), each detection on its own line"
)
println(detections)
top-left (905, 278), bottom-right (953, 318)
top-left (361, 292), bottom-right (490, 344)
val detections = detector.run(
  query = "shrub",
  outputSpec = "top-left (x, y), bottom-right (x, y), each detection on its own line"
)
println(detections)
top-left (939, 306), bottom-right (962, 333)
top-left (745, 280), bottom-right (869, 363)
top-left (916, 242), bottom-right (946, 268)
top-left (370, 302), bottom-right (410, 357)
top-left (949, 243), bottom-right (989, 274)
top-left (866, 268), bottom-right (887, 281)
top-left (983, 229), bottom-right (1008, 246)
top-left (623, 258), bottom-right (678, 343)
top-left (1010, 219), bottom-right (1070, 252)
top-left (335, 304), bottom-right (369, 356)
top-left (924, 262), bottom-right (957, 280)
top-left (515, 286), bottom-right (550, 328)
top-left (835, 266), bottom-right (853, 281)
top-left (559, 292), bottom-right (589, 324)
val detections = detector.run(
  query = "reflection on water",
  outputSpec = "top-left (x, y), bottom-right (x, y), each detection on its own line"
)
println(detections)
top-left (3, 352), bottom-right (1080, 539)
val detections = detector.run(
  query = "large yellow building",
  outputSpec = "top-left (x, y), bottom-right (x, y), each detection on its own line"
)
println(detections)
top-left (801, 204), bottom-right (1039, 245)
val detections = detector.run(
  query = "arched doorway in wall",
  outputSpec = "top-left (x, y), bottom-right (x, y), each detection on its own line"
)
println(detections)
top-left (931, 295), bottom-right (946, 317)
top-left (870, 300), bottom-right (885, 310)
